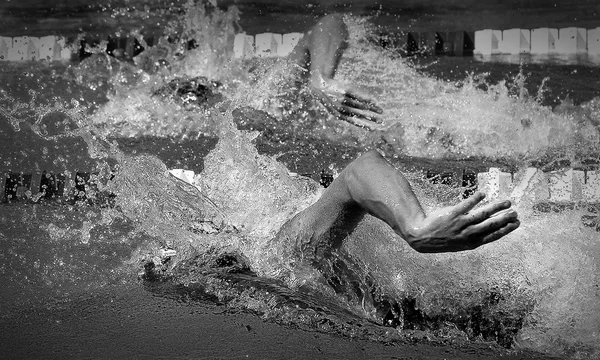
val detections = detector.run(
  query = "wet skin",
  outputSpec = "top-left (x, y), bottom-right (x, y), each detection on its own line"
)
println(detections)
top-left (280, 16), bottom-right (519, 257)
top-left (277, 150), bottom-right (520, 258)
top-left (288, 14), bottom-right (384, 130)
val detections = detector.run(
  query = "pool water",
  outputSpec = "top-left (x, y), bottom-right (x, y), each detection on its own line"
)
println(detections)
top-left (1, 4), bottom-right (599, 359)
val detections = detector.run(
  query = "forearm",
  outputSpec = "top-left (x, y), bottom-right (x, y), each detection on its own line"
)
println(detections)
top-left (277, 150), bottom-right (517, 256)
top-left (307, 13), bottom-right (348, 80)
top-left (286, 14), bottom-right (348, 81)
top-left (277, 150), bottom-right (426, 254)
top-left (340, 150), bottom-right (426, 240)
top-left (281, 170), bottom-right (363, 252)
top-left (340, 152), bottom-right (519, 253)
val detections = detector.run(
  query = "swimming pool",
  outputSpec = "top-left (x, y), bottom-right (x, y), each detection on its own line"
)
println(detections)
top-left (1, 5), bottom-right (599, 359)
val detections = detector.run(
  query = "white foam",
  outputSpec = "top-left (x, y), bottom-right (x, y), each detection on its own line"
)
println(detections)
top-left (56, 36), bottom-right (67, 48)
top-left (60, 47), bottom-right (73, 61)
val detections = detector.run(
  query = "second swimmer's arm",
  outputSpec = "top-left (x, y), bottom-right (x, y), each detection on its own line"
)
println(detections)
top-left (286, 14), bottom-right (347, 79)
top-left (285, 14), bottom-right (383, 128)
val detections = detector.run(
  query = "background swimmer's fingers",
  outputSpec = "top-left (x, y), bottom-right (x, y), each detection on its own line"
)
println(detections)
top-left (339, 105), bottom-right (382, 123)
top-left (311, 84), bottom-right (383, 128)
top-left (311, 86), bottom-right (339, 112)
top-left (344, 91), bottom-right (384, 114)
top-left (338, 114), bottom-right (381, 130)
top-left (342, 96), bottom-right (383, 114)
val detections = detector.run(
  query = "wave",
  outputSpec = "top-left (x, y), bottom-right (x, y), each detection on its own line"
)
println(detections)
top-left (1, 3), bottom-right (599, 358)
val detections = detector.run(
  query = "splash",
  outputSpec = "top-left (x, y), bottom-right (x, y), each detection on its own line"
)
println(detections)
top-left (0, 89), bottom-right (88, 138)
top-left (83, 0), bottom-right (241, 138)
top-left (336, 17), bottom-right (600, 164)
top-left (2, 6), bottom-right (600, 359)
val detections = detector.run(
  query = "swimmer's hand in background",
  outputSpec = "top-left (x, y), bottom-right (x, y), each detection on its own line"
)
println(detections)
top-left (403, 192), bottom-right (520, 253)
top-left (288, 14), bottom-right (384, 130)
top-left (310, 75), bottom-right (384, 130)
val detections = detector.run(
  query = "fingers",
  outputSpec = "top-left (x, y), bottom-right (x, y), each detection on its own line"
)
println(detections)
top-left (451, 191), bottom-right (486, 217)
top-left (479, 219), bottom-right (520, 246)
top-left (310, 84), bottom-right (384, 128)
top-left (311, 87), bottom-right (339, 113)
top-left (464, 208), bottom-right (519, 238)
top-left (343, 91), bottom-right (384, 114)
top-left (450, 194), bottom-right (520, 251)
top-left (464, 199), bottom-right (513, 225)
top-left (454, 216), bottom-right (519, 251)
top-left (339, 105), bottom-right (383, 123)
top-left (338, 114), bottom-right (381, 130)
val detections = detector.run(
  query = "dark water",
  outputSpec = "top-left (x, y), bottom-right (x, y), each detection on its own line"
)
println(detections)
top-left (0, 200), bottom-right (565, 360)
top-left (1, 6), bottom-right (599, 358)
top-left (3, 0), bottom-right (598, 36)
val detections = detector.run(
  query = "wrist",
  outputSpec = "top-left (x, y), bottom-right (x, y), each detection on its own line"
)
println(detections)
top-left (399, 223), bottom-right (422, 242)
top-left (395, 220), bottom-right (431, 253)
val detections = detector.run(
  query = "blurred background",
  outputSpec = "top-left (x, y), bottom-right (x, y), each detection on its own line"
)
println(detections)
top-left (1, 0), bottom-right (599, 37)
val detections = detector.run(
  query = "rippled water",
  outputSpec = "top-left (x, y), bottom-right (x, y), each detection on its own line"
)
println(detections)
top-left (1, 3), bottom-right (599, 359)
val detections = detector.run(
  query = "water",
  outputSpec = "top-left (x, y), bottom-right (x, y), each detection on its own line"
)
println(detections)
top-left (1, 4), bottom-right (599, 359)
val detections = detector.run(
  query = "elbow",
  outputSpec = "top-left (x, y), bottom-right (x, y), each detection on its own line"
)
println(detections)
top-left (349, 150), bottom-right (386, 173)
top-left (361, 149), bottom-right (386, 161)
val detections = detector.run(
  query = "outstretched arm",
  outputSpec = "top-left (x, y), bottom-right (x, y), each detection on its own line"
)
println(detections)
top-left (287, 14), bottom-right (383, 130)
top-left (280, 150), bottom-right (519, 255)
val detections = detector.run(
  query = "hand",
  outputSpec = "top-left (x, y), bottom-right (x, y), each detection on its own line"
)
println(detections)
top-left (406, 192), bottom-right (520, 253)
top-left (310, 77), bottom-right (383, 130)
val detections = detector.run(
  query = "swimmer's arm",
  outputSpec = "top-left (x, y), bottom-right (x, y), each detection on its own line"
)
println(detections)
top-left (286, 14), bottom-right (383, 129)
top-left (291, 150), bottom-right (520, 253)
top-left (286, 14), bottom-right (346, 78)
